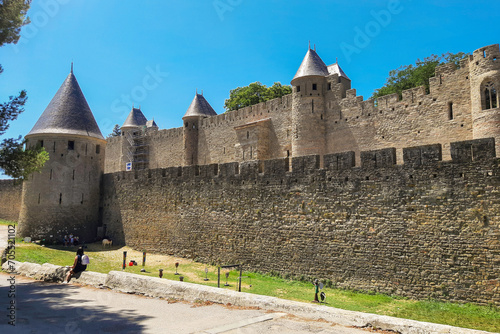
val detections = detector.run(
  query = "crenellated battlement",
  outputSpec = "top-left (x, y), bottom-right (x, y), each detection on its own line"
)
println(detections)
top-left (199, 94), bottom-right (292, 129)
top-left (108, 138), bottom-right (496, 184)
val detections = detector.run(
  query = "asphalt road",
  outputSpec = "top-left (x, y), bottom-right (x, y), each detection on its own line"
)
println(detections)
top-left (0, 225), bottom-right (368, 334)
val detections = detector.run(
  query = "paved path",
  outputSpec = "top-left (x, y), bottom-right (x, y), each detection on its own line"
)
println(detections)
top-left (0, 273), bottom-right (368, 334)
top-left (0, 224), bottom-right (361, 333)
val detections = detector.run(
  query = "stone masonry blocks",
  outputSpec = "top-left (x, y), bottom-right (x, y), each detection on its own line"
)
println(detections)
top-left (450, 138), bottom-right (496, 162)
top-left (403, 144), bottom-right (442, 167)
top-left (360, 148), bottom-right (396, 168)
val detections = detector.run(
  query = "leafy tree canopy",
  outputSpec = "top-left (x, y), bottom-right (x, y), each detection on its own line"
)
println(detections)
top-left (0, 0), bottom-right (31, 47)
top-left (372, 52), bottom-right (469, 100)
top-left (107, 124), bottom-right (122, 138)
top-left (0, 0), bottom-right (48, 179)
top-left (224, 82), bottom-right (292, 112)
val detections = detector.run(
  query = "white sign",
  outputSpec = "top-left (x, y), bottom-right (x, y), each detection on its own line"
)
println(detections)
top-left (126, 162), bottom-right (132, 171)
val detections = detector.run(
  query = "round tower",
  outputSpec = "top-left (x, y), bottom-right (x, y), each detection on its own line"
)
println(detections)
top-left (291, 46), bottom-right (328, 161)
top-left (121, 107), bottom-right (149, 171)
top-left (469, 44), bottom-right (500, 155)
top-left (182, 92), bottom-right (217, 166)
top-left (18, 68), bottom-right (106, 243)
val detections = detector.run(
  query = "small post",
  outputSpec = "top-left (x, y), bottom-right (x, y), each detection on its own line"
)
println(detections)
top-left (218, 267), bottom-right (220, 288)
top-left (204, 267), bottom-right (209, 281)
top-left (159, 269), bottom-right (163, 278)
top-left (175, 262), bottom-right (180, 275)
top-left (238, 265), bottom-right (242, 292)
top-left (122, 251), bottom-right (127, 270)
top-left (140, 251), bottom-right (146, 272)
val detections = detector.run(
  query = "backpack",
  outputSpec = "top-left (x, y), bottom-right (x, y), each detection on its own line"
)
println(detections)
top-left (81, 254), bottom-right (90, 265)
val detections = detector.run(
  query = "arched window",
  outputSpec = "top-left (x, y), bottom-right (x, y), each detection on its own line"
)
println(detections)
top-left (484, 82), bottom-right (498, 110)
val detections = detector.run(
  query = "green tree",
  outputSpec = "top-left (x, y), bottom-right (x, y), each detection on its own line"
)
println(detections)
top-left (224, 82), bottom-right (292, 112)
top-left (108, 124), bottom-right (122, 138)
top-left (372, 52), bottom-right (469, 100)
top-left (0, 0), bottom-right (48, 179)
top-left (0, 0), bottom-right (31, 47)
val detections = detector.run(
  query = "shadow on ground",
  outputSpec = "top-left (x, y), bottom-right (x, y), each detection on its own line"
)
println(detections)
top-left (0, 277), bottom-right (150, 333)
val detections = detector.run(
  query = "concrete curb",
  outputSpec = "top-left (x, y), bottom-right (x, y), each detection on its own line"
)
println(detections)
top-left (2, 261), bottom-right (496, 334)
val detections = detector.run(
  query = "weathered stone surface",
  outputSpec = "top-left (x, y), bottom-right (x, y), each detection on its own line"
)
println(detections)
top-left (102, 142), bottom-right (500, 306)
top-left (0, 180), bottom-right (22, 221)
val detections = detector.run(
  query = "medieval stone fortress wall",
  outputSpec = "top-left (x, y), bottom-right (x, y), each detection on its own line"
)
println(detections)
top-left (105, 44), bottom-right (500, 173)
top-left (0, 43), bottom-right (498, 305)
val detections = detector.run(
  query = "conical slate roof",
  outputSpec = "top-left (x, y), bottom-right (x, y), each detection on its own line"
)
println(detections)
top-left (27, 71), bottom-right (104, 140)
top-left (183, 93), bottom-right (217, 118)
top-left (328, 63), bottom-right (350, 80)
top-left (292, 48), bottom-right (329, 83)
top-left (122, 108), bottom-right (148, 129)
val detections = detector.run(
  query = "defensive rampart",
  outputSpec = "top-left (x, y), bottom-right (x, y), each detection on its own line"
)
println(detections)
top-left (0, 180), bottom-right (22, 221)
top-left (101, 138), bottom-right (500, 305)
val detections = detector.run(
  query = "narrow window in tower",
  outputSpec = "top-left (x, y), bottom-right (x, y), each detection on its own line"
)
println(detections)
top-left (223, 147), bottom-right (226, 154)
top-left (247, 131), bottom-right (249, 139)
top-left (327, 83), bottom-right (331, 90)
top-left (59, 193), bottom-right (62, 205)
top-left (38, 140), bottom-right (44, 147)
top-left (81, 193), bottom-right (84, 204)
top-left (250, 146), bottom-right (253, 159)
top-left (96, 145), bottom-right (100, 154)
top-left (448, 102), bottom-right (454, 120)
top-left (38, 193), bottom-right (40, 204)
top-left (72, 170), bottom-right (75, 180)
top-left (312, 83), bottom-right (317, 90)
top-left (185, 122), bottom-right (188, 127)
top-left (484, 82), bottom-right (498, 109)
top-left (68, 140), bottom-right (74, 150)
top-left (483, 50), bottom-right (486, 58)
top-left (53, 142), bottom-right (56, 153)
top-left (312, 100), bottom-right (314, 113)
top-left (50, 169), bottom-right (53, 180)
top-left (296, 86), bottom-right (301, 93)
top-left (85, 144), bottom-right (87, 155)
top-left (287, 150), bottom-right (290, 157)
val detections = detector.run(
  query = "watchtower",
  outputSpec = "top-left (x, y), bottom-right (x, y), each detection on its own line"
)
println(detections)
top-left (469, 44), bottom-right (500, 155)
top-left (121, 107), bottom-right (150, 170)
top-left (18, 68), bottom-right (106, 243)
top-left (291, 46), bottom-right (350, 163)
top-left (182, 92), bottom-right (217, 166)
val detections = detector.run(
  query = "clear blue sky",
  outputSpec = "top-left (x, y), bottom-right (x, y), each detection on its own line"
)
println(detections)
top-left (1, 0), bottom-right (500, 178)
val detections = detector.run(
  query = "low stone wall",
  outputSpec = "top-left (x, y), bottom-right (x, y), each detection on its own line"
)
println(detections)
top-left (2, 261), bottom-right (492, 334)
top-left (2, 260), bottom-right (106, 288)
top-left (0, 180), bottom-right (22, 221)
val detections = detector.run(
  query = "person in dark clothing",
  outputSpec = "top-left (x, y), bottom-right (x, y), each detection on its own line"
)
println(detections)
top-left (62, 247), bottom-right (87, 283)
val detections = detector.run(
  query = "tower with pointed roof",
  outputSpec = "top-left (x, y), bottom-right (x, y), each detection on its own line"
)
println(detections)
top-left (291, 46), bottom-right (351, 162)
top-left (18, 68), bottom-right (106, 243)
top-left (182, 92), bottom-right (217, 165)
top-left (121, 107), bottom-right (151, 170)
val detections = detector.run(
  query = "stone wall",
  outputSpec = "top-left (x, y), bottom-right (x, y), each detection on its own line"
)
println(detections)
top-left (0, 180), bottom-right (22, 221)
top-left (101, 138), bottom-right (500, 305)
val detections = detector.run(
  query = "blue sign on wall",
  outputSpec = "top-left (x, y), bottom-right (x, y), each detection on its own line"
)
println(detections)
top-left (126, 162), bottom-right (132, 171)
